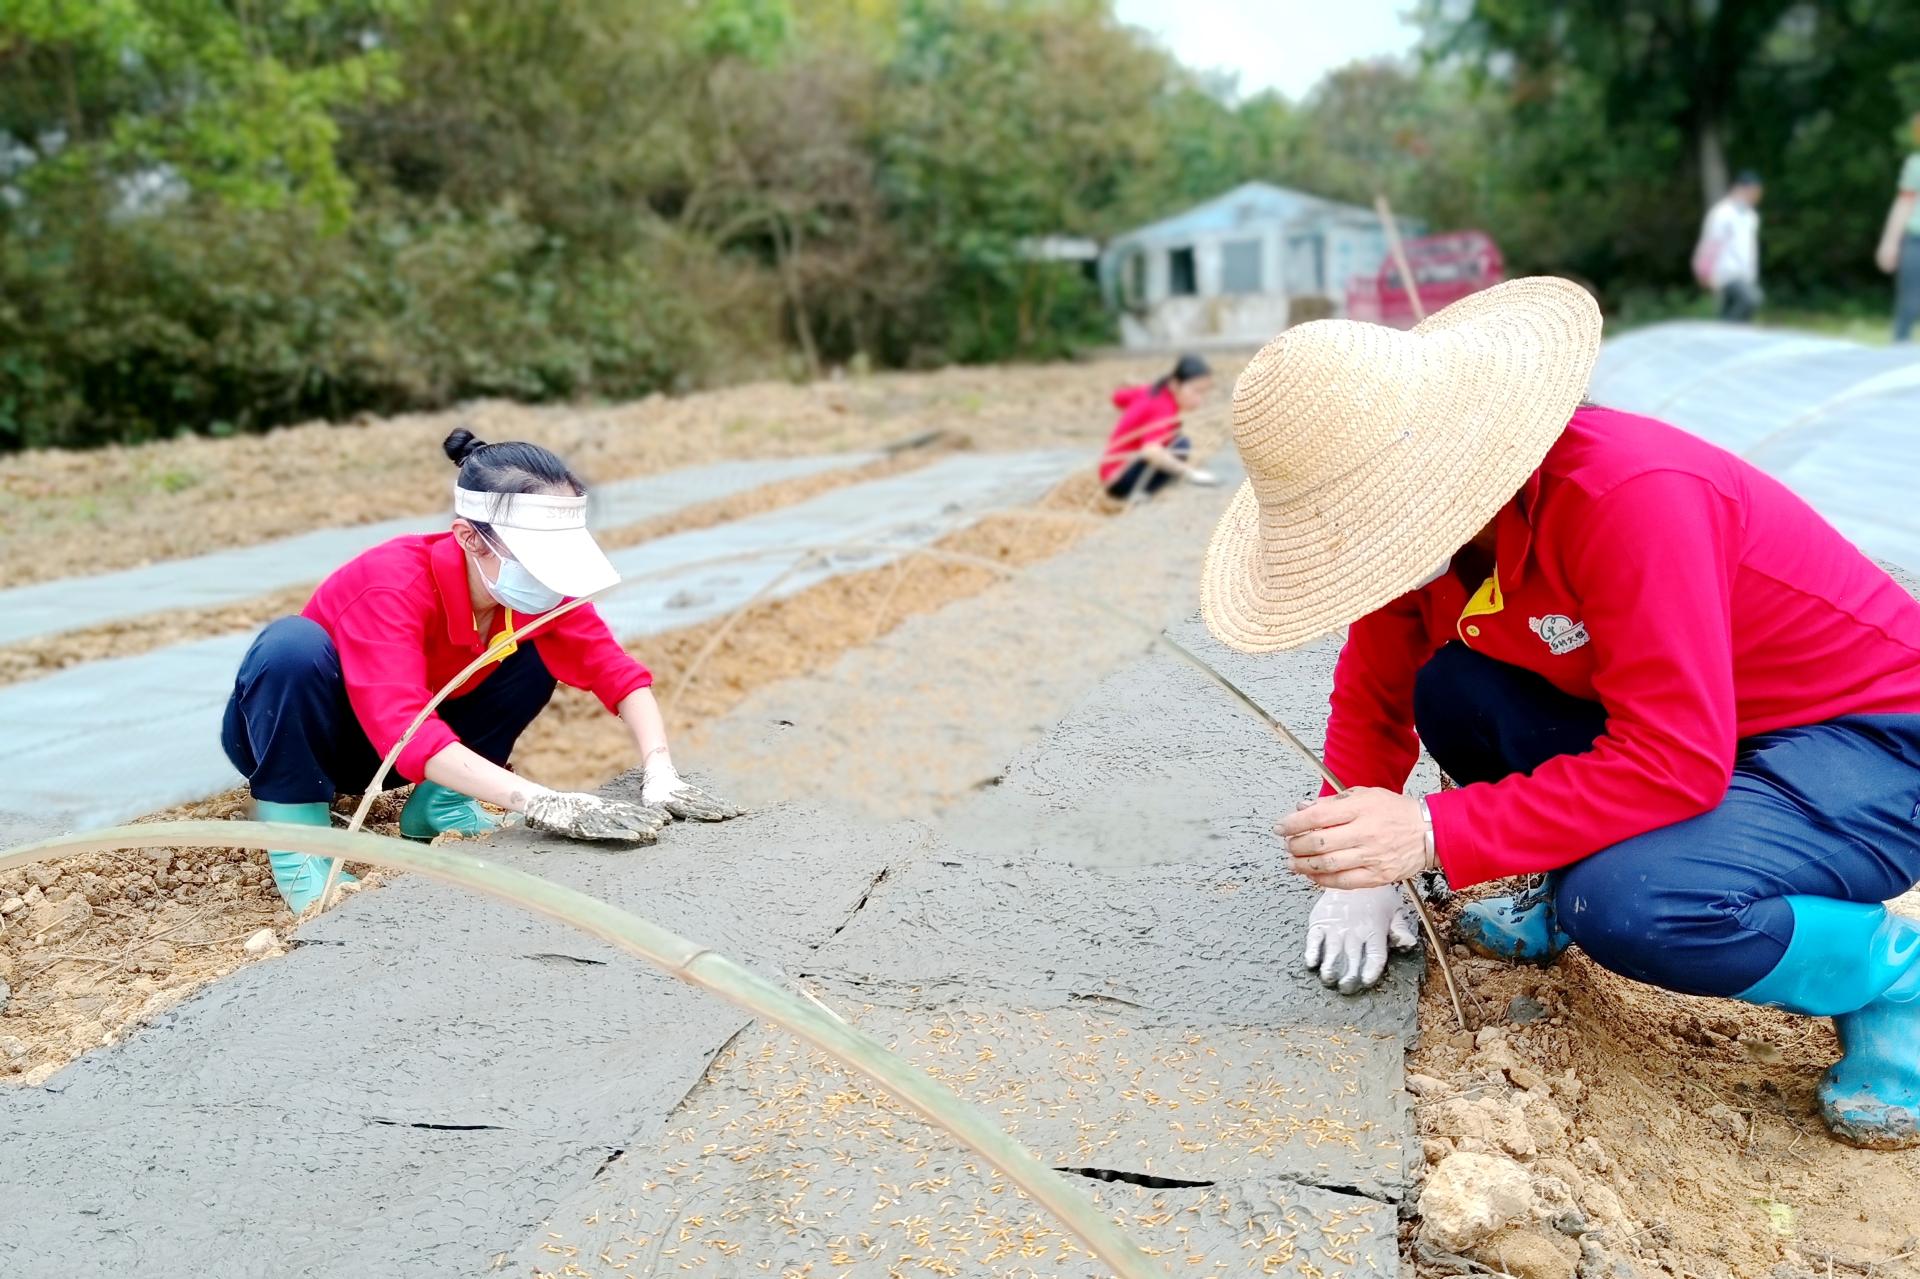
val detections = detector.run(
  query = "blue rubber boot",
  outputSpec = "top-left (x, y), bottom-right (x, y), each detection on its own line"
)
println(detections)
top-left (399, 781), bottom-right (499, 842)
top-left (1736, 896), bottom-right (1920, 1150)
top-left (1457, 874), bottom-right (1571, 964)
top-left (255, 800), bottom-right (356, 915)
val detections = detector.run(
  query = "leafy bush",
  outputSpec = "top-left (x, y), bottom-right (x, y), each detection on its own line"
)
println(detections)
top-left (0, 200), bottom-right (767, 449)
top-left (7, 0), bottom-right (1916, 449)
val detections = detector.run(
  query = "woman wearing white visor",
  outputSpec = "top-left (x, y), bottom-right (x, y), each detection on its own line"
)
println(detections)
top-left (221, 429), bottom-right (739, 914)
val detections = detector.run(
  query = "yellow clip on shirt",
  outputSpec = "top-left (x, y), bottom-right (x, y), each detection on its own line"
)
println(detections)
top-left (487, 608), bottom-right (519, 662)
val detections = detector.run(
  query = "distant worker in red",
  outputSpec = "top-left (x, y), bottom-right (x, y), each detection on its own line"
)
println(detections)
top-left (220, 431), bottom-right (741, 914)
top-left (1099, 354), bottom-right (1220, 500)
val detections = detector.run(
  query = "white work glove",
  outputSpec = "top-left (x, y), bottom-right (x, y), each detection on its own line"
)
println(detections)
top-left (640, 763), bottom-right (743, 822)
top-left (523, 789), bottom-right (669, 844)
top-left (1304, 886), bottom-right (1420, 995)
top-left (1186, 467), bottom-right (1221, 487)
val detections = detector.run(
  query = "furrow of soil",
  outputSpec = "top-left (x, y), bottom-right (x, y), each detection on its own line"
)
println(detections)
top-left (0, 356), bottom-right (1194, 589)
top-left (0, 448), bottom-right (939, 689)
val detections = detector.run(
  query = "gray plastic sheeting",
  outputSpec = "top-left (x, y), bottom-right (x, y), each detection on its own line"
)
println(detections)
top-left (0, 800), bottom-right (920, 1277)
top-left (1590, 321), bottom-right (1920, 570)
top-left (0, 454), bottom-right (875, 648)
top-left (808, 614), bottom-right (1429, 1040)
top-left (0, 450), bottom-right (1082, 837)
top-left (518, 621), bottom-right (1414, 1279)
top-left (4, 613), bottom-right (1413, 1279)
top-left (531, 1099), bottom-right (1396, 1278)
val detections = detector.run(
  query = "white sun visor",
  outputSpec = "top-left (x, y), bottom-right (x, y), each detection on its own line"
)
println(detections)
top-left (453, 486), bottom-right (621, 598)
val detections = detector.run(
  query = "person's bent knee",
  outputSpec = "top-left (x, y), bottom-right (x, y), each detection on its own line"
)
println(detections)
top-left (1412, 643), bottom-right (1489, 768)
top-left (1549, 856), bottom-right (1686, 985)
top-left (244, 616), bottom-right (338, 685)
top-left (1553, 848), bottom-right (1758, 997)
top-left (1412, 642), bottom-right (1477, 723)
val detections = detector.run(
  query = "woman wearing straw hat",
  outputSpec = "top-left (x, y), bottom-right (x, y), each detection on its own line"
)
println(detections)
top-left (221, 430), bottom-right (740, 914)
top-left (1200, 278), bottom-right (1920, 1149)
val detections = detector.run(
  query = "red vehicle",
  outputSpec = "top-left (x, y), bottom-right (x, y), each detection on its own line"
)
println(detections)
top-left (1345, 230), bottom-right (1504, 329)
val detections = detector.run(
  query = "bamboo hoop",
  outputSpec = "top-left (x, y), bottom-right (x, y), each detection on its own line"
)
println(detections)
top-left (3, 821), bottom-right (1171, 1279)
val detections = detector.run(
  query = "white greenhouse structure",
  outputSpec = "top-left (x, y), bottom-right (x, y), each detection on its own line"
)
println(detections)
top-left (1590, 323), bottom-right (1920, 571)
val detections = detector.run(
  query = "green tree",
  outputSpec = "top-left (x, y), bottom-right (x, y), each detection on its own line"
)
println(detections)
top-left (874, 0), bottom-right (1168, 360)
top-left (1, 0), bottom-right (404, 227)
top-left (1429, 0), bottom-right (1920, 295)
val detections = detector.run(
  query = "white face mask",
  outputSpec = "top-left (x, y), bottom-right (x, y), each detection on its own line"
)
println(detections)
top-left (1411, 557), bottom-right (1452, 591)
top-left (478, 537), bottom-right (564, 614)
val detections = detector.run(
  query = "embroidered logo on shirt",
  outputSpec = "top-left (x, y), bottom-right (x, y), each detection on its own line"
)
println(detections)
top-left (1529, 614), bottom-right (1590, 656)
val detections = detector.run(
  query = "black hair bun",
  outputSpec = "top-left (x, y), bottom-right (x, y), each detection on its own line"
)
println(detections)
top-left (443, 427), bottom-right (488, 465)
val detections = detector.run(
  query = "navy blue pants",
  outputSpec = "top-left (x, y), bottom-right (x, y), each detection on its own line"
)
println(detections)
top-left (1105, 434), bottom-right (1191, 500)
top-left (221, 616), bottom-right (555, 804)
top-left (1414, 642), bottom-right (1920, 996)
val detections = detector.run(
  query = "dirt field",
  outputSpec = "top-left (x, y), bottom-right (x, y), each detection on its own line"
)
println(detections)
top-left (0, 459), bottom-right (1124, 1083)
top-left (0, 350), bottom-right (1243, 1084)
top-left (6, 350), bottom-right (1917, 1277)
top-left (0, 448), bottom-right (938, 688)
top-left (1410, 885), bottom-right (1920, 1279)
top-left (0, 355), bottom-right (1220, 589)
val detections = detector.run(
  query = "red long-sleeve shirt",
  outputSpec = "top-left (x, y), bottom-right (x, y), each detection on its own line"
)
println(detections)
top-left (1099, 384), bottom-right (1183, 483)
top-left (1323, 405), bottom-right (1920, 888)
top-left (301, 532), bottom-right (651, 781)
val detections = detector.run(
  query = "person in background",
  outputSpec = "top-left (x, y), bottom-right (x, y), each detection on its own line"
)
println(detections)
top-left (1099, 354), bottom-right (1220, 500)
top-left (1694, 171), bottom-right (1765, 322)
top-left (1875, 112), bottom-right (1920, 343)
top-left (221, 430), bottom-right (740, 914)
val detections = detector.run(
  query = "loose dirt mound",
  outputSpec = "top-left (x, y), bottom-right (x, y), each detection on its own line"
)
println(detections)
top-left (0, 448), bottom-right (937, 688)
top-left (1409, 889), bottom-right (1920, 1279)
top-left (0, 790), bottom-right (405, 1084)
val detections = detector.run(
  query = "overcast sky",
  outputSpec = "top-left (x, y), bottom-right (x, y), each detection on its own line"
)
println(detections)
top-left (1111, 0), bottom-right (1423, 101)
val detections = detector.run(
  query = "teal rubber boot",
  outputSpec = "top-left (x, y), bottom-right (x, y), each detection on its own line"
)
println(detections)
top-left (399, 781), bottom-right (499, 842)
top-left (255, 800), bottom-right (356, 915)
top-left (1457, 874), bottom-right (1571, 965)
top-left (1735, 896), bottom-right (1920, 1149)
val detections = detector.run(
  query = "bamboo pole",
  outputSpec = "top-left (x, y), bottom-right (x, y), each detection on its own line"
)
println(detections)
top-left (1374, 193), bottom-right (1426, 324)
top-left (1158, 633), bottom-right (1468, 1030)
top-left (3, 821), bottom-right (1171, 1279)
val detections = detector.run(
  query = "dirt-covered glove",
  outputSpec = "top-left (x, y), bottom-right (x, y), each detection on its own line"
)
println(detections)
top-left (523, 790), bottom-right (669, 844)
top-left (641, 766), bottom-right (743, 822)
top-left (1304, 886), bottom-right (1420, 995)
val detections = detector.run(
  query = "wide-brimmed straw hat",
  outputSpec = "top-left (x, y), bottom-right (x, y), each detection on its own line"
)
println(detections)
top-left (1199, 276), bottom-right (1601, 654)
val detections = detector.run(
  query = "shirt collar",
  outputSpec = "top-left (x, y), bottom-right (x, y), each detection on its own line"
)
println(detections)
top-left (429, 533), bottom-right (482, 648)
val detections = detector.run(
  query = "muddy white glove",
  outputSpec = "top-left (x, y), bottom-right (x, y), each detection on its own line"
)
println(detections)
top-left (1304, 886), bottom-right (1420, 995)
top-left (640, 764), bottom-right (743, 822)
top-left (523, 790), bottom-right (668, 844)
